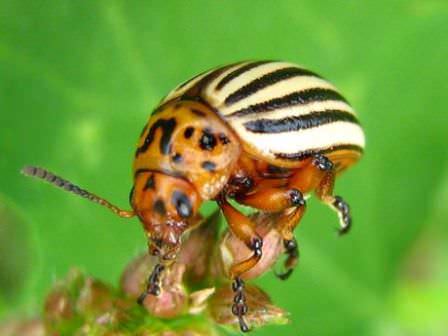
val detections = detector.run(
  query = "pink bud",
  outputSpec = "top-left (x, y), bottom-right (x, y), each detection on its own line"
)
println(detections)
top-left (209, 283), bottom-right (289, 328)
top-left (215, 211), bottom-right (284, 280)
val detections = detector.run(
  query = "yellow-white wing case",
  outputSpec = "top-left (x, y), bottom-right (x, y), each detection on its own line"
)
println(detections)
top-left (161, 61), bottom-right (365, 169)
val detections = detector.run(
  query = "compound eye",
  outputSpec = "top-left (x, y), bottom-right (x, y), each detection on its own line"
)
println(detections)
top-left (171, 191), bottom-right (192, 218)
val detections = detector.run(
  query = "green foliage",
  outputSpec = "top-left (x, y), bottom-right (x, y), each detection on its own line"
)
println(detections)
top-left (1, 1), bottom-right (447, 335)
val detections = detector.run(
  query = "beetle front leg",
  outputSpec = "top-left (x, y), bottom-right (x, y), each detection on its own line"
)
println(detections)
top-left (218, 196), bottom-right (264, 333)
top-left (313, 154), bottom-right (352, 235)
top-left (137, 263), bottom-right (165, 304)
top-left (137, 243), bottom-right (179, 304)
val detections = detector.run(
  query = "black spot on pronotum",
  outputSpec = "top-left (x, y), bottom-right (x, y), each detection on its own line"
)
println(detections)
top-left (172, 191), bottom-right (192, 218)
top-left (144, 174), bottom-right (155, 190)
top-left (201, 161), bottom-right (216, 172)
top-left (172, 153), bottom-right (182, 163)
top-left (218, 133), bottom-right (230, 145)
top-left (136, 118), bottom-right (177, 156)
top-left (153, 199), bottom-right (166, 216)
top-left (199, 128), bottom-right (217, 151)
top-left (191, 108), bottom-right (206, 117)
top-left (129, 186), bottom-right (135, 205)
top-left (184, 127), bottom-right (194, 139)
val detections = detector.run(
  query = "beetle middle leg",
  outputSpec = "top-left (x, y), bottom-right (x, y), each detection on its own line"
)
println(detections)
top-left (274, 205), bottom-right (307, 280)
top-left (237, 186), bottom-right (307, 280)
top-left (218, 196), bottom-right (264, 332)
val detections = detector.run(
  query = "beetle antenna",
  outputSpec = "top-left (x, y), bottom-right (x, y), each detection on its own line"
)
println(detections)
top-left (21, 166), bottom-right (135, 218)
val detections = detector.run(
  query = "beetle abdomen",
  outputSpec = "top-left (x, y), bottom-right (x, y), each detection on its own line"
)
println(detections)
top-left (162, 61), bottom-right (365, 168)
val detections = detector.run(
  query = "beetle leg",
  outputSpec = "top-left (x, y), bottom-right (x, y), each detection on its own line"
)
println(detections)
top-left (273, 204), bottom-right (306, 280)
top-left (237, 187), bottom-right (305, 212)
top-left (237, 186), bottom-right (307, 280)
top-left (137, 263), bottom-right (165, 304)
top-left (313, 154), bottom-right (352, 235)
top-left (218, 196), bottom-right (264, 277)
top-left (232, 277), bottom-right (250, 332)
top-left (218, 196), bottom-right (263, 332)
top-left (137, 243), bottom-right (180, 304)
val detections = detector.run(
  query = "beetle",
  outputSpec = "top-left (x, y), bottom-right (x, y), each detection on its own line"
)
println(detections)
top-left (22, 60), bottom-right (365, 332)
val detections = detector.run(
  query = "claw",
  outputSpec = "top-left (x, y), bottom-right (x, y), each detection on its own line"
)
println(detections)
top-left (333, 196), bottom-right (352, 235)
top-left (275, 238), bottom-right (299, 281)
top-left (274, 268), bottom-right (294, 281)
top-left (238, 316), bottom-right (250, 332)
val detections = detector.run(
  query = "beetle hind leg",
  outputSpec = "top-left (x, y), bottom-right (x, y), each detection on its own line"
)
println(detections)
top-left (313, 154), bottom-right (352, 235)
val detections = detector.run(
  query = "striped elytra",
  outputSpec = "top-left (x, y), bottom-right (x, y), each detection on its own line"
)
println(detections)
top-left (160, 60), bottom-right (365, 168)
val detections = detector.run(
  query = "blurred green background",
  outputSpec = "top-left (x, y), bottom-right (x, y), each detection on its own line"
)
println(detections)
top-left (1, 1), bottom-right (448, 335)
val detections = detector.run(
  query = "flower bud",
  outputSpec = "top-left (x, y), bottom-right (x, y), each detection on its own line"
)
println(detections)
top-left (215, 211), bottom-right (285, 280)
top-left (120, 253), bottom-right (187, 318)
top-left (209, 283), bottom-right (289, 328)
top-left (0, 319), bottom-right (45, 336)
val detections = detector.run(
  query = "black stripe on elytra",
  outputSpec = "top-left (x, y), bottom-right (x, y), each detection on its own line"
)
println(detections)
top-left (227, 88), bottom-right (349, 118)
top-left (136, 118), bottom-right (176, 156)
top-left (225, 67), bottom-right (320, 105)
top-left (182, 63), bottom-right (240, 99)
top-left (243, 110), bottom-right (359, 133)
top-left (274, 144), bottom-right (364, 161)
top-left (175, 68), bottom-right (210, 92)
top-left (215, 61), bottom-right (272, 91)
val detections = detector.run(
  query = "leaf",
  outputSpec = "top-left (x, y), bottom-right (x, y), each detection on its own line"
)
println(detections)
top-left (0, 195), bottom-right (34, 304)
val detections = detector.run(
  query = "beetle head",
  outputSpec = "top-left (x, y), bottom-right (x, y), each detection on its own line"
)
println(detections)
top-left (130, 171), bottom-right (201, 257)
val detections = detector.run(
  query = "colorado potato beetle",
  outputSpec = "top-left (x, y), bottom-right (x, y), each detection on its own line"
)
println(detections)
top-left (23, 60), bottom-right (365, 332)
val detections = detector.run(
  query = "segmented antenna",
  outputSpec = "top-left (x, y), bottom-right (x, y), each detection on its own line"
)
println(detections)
top-left (21, 166), bottom-right (135, 218)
